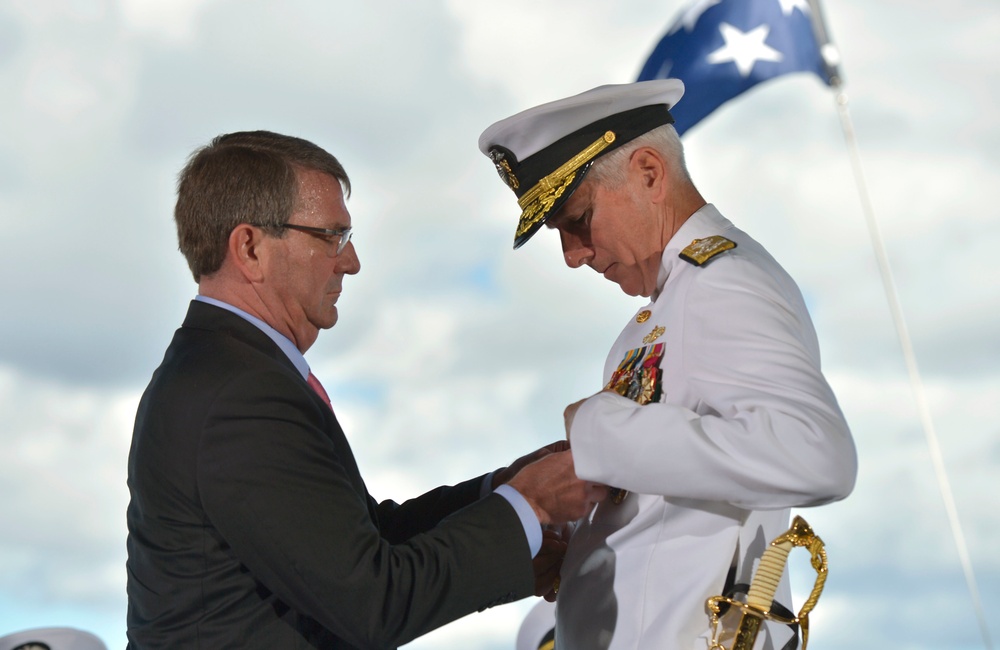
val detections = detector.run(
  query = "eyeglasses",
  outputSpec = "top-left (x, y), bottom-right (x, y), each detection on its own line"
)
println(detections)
top-left (255, 223), bottom-right (354, 255)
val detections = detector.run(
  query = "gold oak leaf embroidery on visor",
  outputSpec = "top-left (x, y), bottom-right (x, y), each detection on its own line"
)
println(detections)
top-left (514, 131), bottom-right (617, 239)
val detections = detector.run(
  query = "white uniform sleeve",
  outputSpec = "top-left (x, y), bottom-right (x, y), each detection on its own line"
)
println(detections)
top-left (570, 253), bottom-right (857, 510)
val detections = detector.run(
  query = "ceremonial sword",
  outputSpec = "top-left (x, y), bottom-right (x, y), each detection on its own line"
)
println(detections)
top-left (706, 515), bottom-right (828, 650)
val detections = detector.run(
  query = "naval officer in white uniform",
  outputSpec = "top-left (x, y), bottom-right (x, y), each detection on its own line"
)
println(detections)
top-left (479, 80), bottom-right (857, 650)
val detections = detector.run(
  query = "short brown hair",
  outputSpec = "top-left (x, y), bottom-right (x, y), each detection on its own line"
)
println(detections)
top-left (174, 130), bottom-right (351, 281)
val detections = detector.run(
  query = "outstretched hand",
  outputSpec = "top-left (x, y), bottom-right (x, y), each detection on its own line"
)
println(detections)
top-left (563, 398), bottom-right (588, 442)
top-left (492, 441), bottom-right (569, 490)
top-left (508, 450), bottom-right (607, 526)
top-left (564, 390), bottom-right (618, 442)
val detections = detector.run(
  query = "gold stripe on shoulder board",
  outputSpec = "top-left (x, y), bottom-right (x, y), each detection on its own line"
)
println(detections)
top-left (679, 235), bottom-right (736, 266)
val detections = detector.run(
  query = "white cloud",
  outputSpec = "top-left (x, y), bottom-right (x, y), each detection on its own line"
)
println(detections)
top-left (0, 365), bottom-right (135, 644)
top-left (117, 0), bottom-right (212, 45)
top-left (447, 0), bottom-right (678, 108)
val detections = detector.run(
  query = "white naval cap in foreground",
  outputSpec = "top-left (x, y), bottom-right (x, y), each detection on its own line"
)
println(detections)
top-left (478, 79), bottom-right (684, 248)
top-left (0, 628), bottom-right (107, 650)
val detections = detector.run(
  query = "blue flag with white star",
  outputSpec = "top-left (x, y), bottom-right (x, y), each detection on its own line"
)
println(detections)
top-left (637, 0), bottom-right (840, 135)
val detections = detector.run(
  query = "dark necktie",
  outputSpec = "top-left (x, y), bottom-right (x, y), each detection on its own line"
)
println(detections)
top-left (307, 371), bottom-right (333, 412)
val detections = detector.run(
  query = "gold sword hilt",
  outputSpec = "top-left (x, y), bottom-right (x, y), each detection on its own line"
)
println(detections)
top-left (706, 516), bottom-right (828, 650)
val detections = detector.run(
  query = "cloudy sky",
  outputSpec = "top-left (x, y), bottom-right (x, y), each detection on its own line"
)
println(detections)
top-left (1, 0), bottom-right (998, 648)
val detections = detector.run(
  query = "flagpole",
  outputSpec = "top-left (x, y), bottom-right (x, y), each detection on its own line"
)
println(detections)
top-left (811, 3), bottom-right (993, 645)
top-left (833, 87), bottom-right (993, 650)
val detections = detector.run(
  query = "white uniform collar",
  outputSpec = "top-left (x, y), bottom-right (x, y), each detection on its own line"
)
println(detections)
top-left (651, 203), bottom-right (735, 301)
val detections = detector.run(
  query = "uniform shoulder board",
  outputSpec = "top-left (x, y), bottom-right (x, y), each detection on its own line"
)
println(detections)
top-left (678, 235), bottom-right (736, 266)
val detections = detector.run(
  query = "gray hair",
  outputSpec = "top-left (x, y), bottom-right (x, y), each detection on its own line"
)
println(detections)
top-left (587, 123), bottom-right (691, 189)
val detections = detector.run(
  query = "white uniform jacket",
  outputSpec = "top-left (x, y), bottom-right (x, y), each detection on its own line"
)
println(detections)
top-left (555, 204), bottom-right (857, 650)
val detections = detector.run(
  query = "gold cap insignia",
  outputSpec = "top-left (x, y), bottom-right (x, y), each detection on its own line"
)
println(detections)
top-left (679, 235), bottom-right (736, 266)
top-left (488, 148), bottom-right (520, 191)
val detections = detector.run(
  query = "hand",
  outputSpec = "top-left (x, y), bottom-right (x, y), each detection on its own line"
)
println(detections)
top-left (563, 398), bottom-right (589, 442)
top-left (508, 450), bottom-right (608, 526)
top-left (492, 441), bottom-right (569, 490)
top-left (564, 390), bottom-right (619, 442)
top-left (533, 528), bottom-right (567, 599)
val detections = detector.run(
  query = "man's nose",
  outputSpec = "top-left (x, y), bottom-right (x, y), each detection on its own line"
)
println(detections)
top-left (339, 241), bottom-right (361, 275)
top-left (560, 229), bottom-right (593, 269)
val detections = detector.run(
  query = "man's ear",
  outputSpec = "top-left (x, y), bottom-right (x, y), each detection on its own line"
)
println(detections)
top-left (228, 224), bottom-right (267, 282)
top-left (629, 147), bottom-right (669, 202)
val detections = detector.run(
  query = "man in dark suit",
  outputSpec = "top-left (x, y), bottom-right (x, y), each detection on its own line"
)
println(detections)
top-left (126, 130), bottom-right (605, 649)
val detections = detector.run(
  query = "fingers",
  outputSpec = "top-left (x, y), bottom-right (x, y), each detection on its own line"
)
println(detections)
top-left (559, 479), bottom-right (611, 522)
top-left (494, 441), bottom-right (569, 489)
top-left (563, 396), bottom-right (591, 441)
top-left (509, 450), bottom-right (613, 526)
top-left (586, 482), bottom-right (609, 503)
top-left (535, 575), bottom-right (561, 599)
top-left (563, 404), bottom-right (577, 441)
top-left (533, 531), bottom-right (567, 597)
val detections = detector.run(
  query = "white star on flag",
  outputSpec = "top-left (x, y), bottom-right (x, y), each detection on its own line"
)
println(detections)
top-left (706, 22), bottom-right (783, 77)
top-left (637, 0), bottom-right (841, 134)
top-left (778, 0), bottom-right (810, 16)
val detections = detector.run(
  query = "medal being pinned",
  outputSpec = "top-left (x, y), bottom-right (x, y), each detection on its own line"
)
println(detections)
top-left (606, 342), bottom-right (665, 406)
top-left (603, 342), bottom-right (666, 503)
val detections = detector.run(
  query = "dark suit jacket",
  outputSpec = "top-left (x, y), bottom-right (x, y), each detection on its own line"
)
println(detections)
top-left (126, 301), bottom-right (533, 649)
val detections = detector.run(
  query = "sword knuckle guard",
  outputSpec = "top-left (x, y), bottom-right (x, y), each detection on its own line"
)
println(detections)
top-left (706, 516), bottom-right (829, 650)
